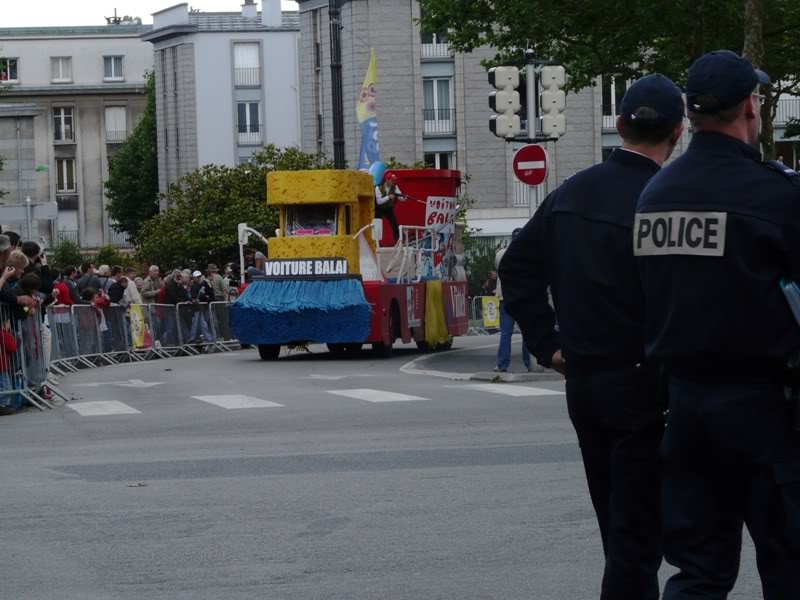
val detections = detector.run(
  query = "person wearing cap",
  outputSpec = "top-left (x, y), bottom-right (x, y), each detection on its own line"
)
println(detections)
top-left (635, 50), bottom-right (800, 598)
top-left (500, 74), bottom-right (686, 599)
top-left (494, 227), bottom-right (531, 373)
top-left (206, 263), bottom-right (226, 302)
top-left (186, 270), bottom-right (214, 344)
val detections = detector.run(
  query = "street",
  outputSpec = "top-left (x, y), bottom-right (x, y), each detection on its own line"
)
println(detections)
top-left (0, 336), bottom-right (760, 599)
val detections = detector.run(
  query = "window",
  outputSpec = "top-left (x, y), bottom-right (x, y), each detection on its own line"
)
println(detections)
top-left (285, 204), bottom-right (338, 237)
top-left (53, 107), bottom-right (74, 142)
top-left (50, 57), bottom-right (72, 83)
top-left (234, 43), bottom-right (260, 86)
top-left (0, 58), bottom-right (18, 82)
top-left (601, 75), bottom-right (628, 128)
top-left (105, 106), bottom-right (127, 142)
top-left (56, 159), bottom-right (76, 193)
top-left (423, 78), bottom-right (454, 134)
top-left (424, 152), bottom-right (455, 170)
top-left (103, 56), bottom-right (124, 81)
top-left (237, 102), bottom-right (261, 144)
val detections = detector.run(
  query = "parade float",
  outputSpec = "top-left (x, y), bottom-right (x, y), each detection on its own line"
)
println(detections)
top-left (230, 167), bottom-right (469, 360)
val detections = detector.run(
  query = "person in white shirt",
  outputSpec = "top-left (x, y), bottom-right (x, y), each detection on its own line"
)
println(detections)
top-left (374, 173), bottom-right (405, 242)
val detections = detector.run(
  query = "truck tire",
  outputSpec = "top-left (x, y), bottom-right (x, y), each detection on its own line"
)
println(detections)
top-left (257, 344), bottom-right (281, 361)
top-left (372, 303), bottom-right (399, 358)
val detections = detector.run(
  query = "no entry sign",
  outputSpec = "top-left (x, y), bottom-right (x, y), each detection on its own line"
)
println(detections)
top-left (513, 144), bottom-right (548, 186)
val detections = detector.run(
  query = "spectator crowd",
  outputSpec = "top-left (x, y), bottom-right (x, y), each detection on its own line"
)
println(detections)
top-left (0, 229), bottom-right (251, 415)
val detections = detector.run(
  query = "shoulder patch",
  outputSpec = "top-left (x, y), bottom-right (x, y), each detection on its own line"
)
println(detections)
top-left (762, 160), bottom-right (800, 184)
top-left (634, 211), bottom-right (726, 257)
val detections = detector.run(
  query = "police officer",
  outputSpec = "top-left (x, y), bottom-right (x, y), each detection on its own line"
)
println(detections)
top-left (635, 50), bottom-right (800, 599)
top-left (499, 75), bottom-right (685, 599)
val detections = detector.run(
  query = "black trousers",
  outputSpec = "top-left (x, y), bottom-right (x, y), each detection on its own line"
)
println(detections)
top-left (566, 364), bottom-right (664, 600)
top-left (662, 378), bottom-right (800, 600)
top-left (375, 202), bottom-right (400, 242)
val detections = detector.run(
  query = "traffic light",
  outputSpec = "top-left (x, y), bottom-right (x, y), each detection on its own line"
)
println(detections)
top-left (488, 66), bottom-right (521, 139)
top-left (540, 65), bottom-right (566, 138)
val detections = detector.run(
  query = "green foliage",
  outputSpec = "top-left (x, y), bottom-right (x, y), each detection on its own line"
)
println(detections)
top-left (135, 145), bottom-right (334, 270)
top-left (94, 245), bottom-right (136, 269)
top-left (784, 118), bottom-right (800, 140)
top-left (49, 240), bottom-right (84, 271)
top-left (383, 157), bottom-right (431, 170)
top-left (419, 0), bottom-right (800, 158)
top-left (105, 71), bottom-right (158, 241)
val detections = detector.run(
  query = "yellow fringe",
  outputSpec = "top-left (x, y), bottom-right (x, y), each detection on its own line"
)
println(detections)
top-left (424, 280), bottom-right (451, 348)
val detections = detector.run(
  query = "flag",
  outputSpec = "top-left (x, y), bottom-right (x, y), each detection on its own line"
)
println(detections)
top-left (356, 49), bottom-right (380, 171)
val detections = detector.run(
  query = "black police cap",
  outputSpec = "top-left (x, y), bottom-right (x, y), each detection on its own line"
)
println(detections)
top-left (686, 50), bottom-right (770, 114)
top-left (619, 74), bottom-right (685, 124)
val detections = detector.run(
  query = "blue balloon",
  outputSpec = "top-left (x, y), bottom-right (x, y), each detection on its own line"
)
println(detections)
top-left (368, 161), bottom-right (386, 186)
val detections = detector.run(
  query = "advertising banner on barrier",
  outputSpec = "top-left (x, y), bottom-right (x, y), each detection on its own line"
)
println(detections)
top-left (482, 296), bottom-right (500, 328)
top-left (129, 305), bottom-right (147, 349)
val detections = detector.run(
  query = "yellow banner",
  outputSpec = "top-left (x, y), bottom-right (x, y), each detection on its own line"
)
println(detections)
top-left (129, 304), bottom-right (146, 348)
top-left (482, 296), bottom-right (500, 328)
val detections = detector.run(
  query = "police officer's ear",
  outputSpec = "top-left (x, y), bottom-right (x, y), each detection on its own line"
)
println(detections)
top-left (669, 121), bottom-right (685, 146)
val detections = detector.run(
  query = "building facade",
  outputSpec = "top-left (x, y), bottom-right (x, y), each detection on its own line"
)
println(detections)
top-left (0, 20), bottom-right (153, 247)
top-left (143, 0), bottom-right (301, 203)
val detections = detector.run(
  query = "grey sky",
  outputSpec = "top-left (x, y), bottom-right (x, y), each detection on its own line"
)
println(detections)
top-left (2, 1), bottom-right (299, 27)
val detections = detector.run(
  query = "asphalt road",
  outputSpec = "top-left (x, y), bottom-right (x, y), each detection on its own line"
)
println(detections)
top-left (0, 336), bottom-right (761, 599)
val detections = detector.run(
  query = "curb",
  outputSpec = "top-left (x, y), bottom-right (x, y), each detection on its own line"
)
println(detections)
top-left (470, 371), bottom-right (564, 383)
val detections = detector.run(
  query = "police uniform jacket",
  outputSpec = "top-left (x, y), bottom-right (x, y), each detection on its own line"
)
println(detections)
top-left (499, 149), bottom-right (660, 368)
top-left (635, 131), bottom-right (800, 374)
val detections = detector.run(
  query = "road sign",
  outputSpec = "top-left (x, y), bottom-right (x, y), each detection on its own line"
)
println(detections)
top-left (513, 144), bottom-right (549, 186)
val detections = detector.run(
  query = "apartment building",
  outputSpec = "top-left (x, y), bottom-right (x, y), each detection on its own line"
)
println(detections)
top-left (0, 19), bottom-right (153, 247)
top-left (297, 0), bottom-right (614, 243)
top-left (143, 0), bottom-right (301, 202)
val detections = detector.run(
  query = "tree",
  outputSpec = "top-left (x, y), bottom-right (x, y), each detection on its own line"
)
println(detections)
top-left (135, 145), bottom-right (334, 270)
top-left (419, 0), bottom-right (800, 158)
top-left (105, 71), bottom-right (158, 241)
top-left (50, 240), bottom-right (84, 271)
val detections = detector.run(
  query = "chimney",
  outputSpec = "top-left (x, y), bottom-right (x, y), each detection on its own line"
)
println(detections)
top-left (241, 0), bottom-right (257, 19)
top-left (262, 0), bottom-right (282, 27)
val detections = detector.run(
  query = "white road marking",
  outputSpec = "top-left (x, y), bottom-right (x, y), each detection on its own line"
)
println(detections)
top-left (192, 395), bottom-right (284, 409)
top-left (68, 401), bottom-right (141, 416)
top-left (518, 160), bottom-right (545, 170)
top-left (73, 379), bottom-right (164, 389)
top-left (327, 389), bottom-right (428, 402)
top-left (449, 384), bottom-right (565, 397)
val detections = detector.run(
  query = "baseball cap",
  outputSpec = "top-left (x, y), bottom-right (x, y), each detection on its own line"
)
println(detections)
top-left (512, 227), bottom-right (523, 238)
top-left (192, 270), bottom-right (202, 278)
top-left (619, 74), bottom-right (684, 123)
top-left (686, 50), bottom-right (770, 114)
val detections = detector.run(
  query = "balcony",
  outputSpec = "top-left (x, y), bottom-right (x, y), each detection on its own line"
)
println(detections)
top-left (421, 33), bottom-right (451, 59)
top-left (106, 227), bottom-right (132, 248)
top-left (776, 98), bottom-right (800, 125)
top-left (106, 130), bottom-right (127, 143)
top-left (422, 108), bottom-right (456, 135)
top-left (234, 68), bottom-right (260, 87)
top-left (237, 124), bottom-right (263, 145)
top-left (56, 230), bottom-right (80, 246)
top-left (513, 178), bottom-right (546, 210)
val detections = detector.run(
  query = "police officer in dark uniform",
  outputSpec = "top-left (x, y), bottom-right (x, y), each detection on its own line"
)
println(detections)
top-left (499, 75), bottom-right (685, 599)
top-left (635, 50), bottom-right (800, 599)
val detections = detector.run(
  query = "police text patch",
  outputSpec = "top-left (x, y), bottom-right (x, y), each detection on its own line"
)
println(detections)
top-left (634, 211), bottom-right (727, 256)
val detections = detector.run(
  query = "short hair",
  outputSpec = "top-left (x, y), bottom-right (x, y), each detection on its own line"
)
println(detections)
top-left (97, 264), bottom-right (110, 276)
top-left (688, 96), bottom-right (747, 130)
top-left (7, 250), bottom-right (29, 271)
top-left (81, 288), bottom-right (97, 301)
top-left (19, 272), bottom-right (41, 293)
top-left (0, 235), bottom-right (10, 254)
top-left (125, 267), bottom-right (136, 274)
top-left (20, 241), bottom-right (40, 259)
top-left (80, 262), bottom-right (93, 274)
top-left (63, 265), bottom-right (77, 278)
top-left (149, 265), bottom-right (160, 272)
top-left (620, 107), bottom-right (682, 145)
top-left (5, 231), bottom-right (20, 248)
top-left (111, 265), bottom-right (123, 276)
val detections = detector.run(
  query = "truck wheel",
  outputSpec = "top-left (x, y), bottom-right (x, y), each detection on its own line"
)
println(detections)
top-left (327, 343), bottom-right (346, 354)
top-left (257, 344), bottom-right (281, 361)
top-left (436, 339), bottom-right (453, 351)
top-left (415, 340), bottom-right (430, 352)
top-left (345, 343), bottom-right (363, 353)
top-left (372, 304), bottom-right (398, 358)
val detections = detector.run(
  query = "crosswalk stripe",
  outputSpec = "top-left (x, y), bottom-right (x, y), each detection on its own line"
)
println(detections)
top-left (68, 401), bottom-right (141, 416)
top-left (327, 389), bottom-right (428, 402)
top-left (192, 395), bottom-right (284, 409)
top-left (449, 384), bottom-right (565, 397)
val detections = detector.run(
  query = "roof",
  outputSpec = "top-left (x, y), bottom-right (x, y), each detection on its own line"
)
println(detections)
top-left (187, 11), bottom-right (299, 31)
top-left (0, 24), bottom-right (152, 38)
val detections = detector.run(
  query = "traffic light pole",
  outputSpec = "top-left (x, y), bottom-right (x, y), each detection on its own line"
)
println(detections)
top-left (329, 0), bottom-right (346, 169)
